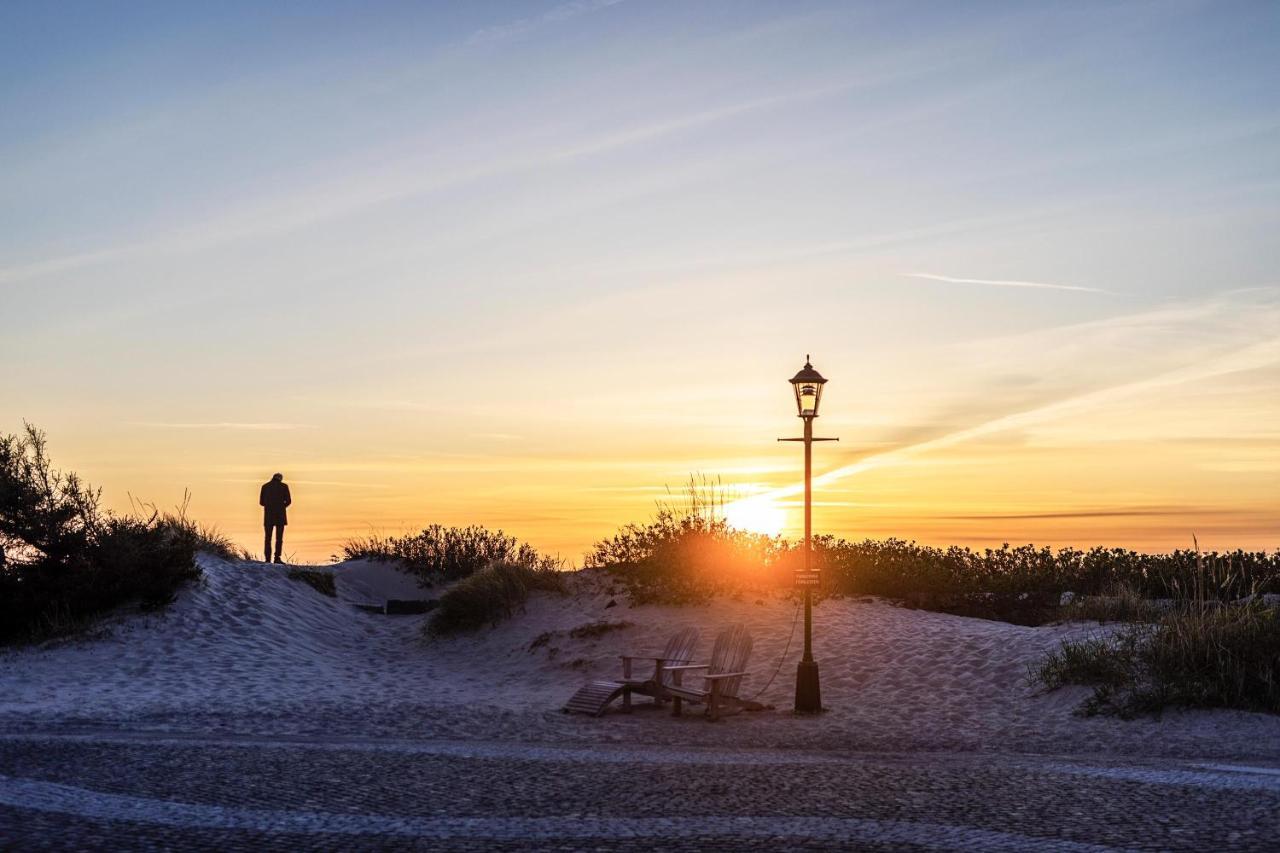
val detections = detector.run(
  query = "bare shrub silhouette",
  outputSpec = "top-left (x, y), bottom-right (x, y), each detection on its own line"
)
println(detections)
top-left (0, 424), bottom-right (226, 644)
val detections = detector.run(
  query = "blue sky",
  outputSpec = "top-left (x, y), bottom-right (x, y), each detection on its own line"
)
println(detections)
top-left (2, 1), bottom-right (1278, 559)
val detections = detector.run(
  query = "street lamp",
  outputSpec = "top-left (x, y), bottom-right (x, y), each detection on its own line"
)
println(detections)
top-left (780, 355), bottom-right (837, 714)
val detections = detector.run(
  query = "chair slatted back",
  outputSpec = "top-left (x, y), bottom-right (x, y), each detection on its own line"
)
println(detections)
top-left (707, 624), bottom-right (752, 699)
top-left (658, 627), bottom-right (700, 686)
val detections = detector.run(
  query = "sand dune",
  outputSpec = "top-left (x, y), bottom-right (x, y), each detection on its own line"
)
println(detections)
top-left (2, 555), bottom-right (1277, 759)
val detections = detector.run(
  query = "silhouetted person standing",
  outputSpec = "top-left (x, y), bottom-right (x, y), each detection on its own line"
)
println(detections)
top-left (260, 473), bottom-right (291, 563)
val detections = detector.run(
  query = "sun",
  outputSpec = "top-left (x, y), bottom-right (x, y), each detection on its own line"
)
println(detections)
top-left (723, 497), bottom-right (787, 537)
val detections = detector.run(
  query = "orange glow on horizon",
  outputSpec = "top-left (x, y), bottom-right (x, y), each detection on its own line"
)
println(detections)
top-left (16, 292), bottom-right (1280, 564)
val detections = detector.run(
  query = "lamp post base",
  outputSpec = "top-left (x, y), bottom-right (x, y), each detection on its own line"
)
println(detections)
top-left (794, 660), bottom-right (822, 714)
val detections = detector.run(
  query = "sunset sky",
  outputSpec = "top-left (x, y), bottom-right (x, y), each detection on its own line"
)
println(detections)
top-left (3, 1), bottom-right (1278, 563)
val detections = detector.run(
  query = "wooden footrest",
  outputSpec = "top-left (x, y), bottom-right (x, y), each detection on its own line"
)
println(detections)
top-left (563, 680), bottom-right (626, 716)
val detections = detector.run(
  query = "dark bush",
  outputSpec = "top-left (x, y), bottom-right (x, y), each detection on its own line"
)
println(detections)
top-left (584, 478), bottom-right (784, 605)
top-left (581, 480), bottom-right (1278, 622)
top-left (0, 425), bottom-right (202, 644)
top-left (343, 525), bottom-right (559, 584)
top-left (818, 538), bottom-right (1279, 623)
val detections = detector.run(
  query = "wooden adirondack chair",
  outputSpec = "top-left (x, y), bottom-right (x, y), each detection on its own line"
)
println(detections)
top-left (619, 625), bottom-right (700, 711)
top-left (663, 623), bottom-right (763, 721)
top-left (563, 626), bottom-right (700, 716)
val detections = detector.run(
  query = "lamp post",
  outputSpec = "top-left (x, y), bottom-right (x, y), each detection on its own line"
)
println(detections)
top-left (780, 355), bottom-right (837, 714)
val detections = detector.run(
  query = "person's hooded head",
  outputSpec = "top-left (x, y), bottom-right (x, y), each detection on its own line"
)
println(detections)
top-left (271, 473), bottom-right (284, 483)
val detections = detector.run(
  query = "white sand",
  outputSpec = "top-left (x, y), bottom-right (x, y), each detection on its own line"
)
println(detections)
top-left (331, 558), bottom-right (435, 606)
top-left (2, 554), bottom-right (1277, 759)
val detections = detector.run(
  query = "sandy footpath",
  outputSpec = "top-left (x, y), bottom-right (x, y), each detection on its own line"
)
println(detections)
top-left (1, 555), bottom-right (1277, 759)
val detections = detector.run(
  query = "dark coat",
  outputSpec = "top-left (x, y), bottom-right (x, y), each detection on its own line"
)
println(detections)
top-left (260, 480), bottom-right (292, 526)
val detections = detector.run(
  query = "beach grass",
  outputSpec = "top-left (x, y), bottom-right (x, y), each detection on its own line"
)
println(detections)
top-left (287, 568), bottom-right (337, 597)
top-left (1034, 544), bottom-right (1280, 716)
top-left (1034, 600), bottom-right (1280, 716)
top-left (426, 560), bottom-right (566, 637)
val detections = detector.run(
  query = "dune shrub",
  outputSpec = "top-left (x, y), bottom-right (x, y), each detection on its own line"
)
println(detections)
top-left (584, 475), bottom-right (1278, 615)
top-left (426, 560), bottom-right (565, 636)
top-left (0, 425), bottom-right (202, 644)
top-left (1034, 601), bottom-right (1280, 717)
top-left (588, 514), bottom-right (782, 605)
top-left (820, 538), bottom-right (1280, 601)
top-left (583, 477), bottom-right (785, 605)
top-left (585, 492), bottom-right (1279, 622)
top-left (343, 525), bottom-right (557, 584)
top-left (818, 538), bottom-right (1279, 623)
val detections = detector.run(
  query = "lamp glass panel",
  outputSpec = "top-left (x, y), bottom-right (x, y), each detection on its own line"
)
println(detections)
top-left (795, 382), bottom-right (820, 416)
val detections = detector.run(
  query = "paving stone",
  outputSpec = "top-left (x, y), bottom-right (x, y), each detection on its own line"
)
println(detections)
top-left (0, 725), bottom-right (1277, 851)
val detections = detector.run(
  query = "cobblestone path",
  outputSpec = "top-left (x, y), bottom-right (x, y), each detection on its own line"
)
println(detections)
top-left (1, 730), bottom-right (1277, 851)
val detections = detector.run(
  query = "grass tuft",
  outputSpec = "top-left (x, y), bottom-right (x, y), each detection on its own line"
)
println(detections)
top-left (287, 568), bottom-right (337, 597)
top-left (132, 491), bottom-right (250, 563)
top-left (426, 560), bottom-right (565, 637)
top-left (1059, 584), bottom-right (1171, 624)
top-left (568, 620), bottom-right (633, 640)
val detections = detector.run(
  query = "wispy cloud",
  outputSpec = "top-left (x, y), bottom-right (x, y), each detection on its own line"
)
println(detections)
top-left (904, 272), bottom-right (1108, 293)
top-left (131, 422), bottom-right (317, 431)
top-left (468, 0), bottom-right (626, 45)
top-left (940, 507), bottom-right (1235, 521)
top-left (0, 73), bottom-right (906, 288)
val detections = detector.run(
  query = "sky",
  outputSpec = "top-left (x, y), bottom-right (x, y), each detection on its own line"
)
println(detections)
top-left (2, 0), bottom-right (1278, 563)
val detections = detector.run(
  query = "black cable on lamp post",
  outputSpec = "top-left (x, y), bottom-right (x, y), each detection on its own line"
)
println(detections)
top-left (780, 356), bottom-right (837, 714)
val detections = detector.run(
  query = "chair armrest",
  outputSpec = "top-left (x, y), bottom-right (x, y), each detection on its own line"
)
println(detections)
top-left (619, 655), bottom-right (693, 664)
top-left (701, 671), bottom-right (749, 681)
top-left (663, 664), bottom-right (709, 672)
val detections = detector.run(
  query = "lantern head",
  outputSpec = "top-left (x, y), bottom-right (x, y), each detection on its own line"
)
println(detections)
top-left (790, 356), bottom-right (827, 418)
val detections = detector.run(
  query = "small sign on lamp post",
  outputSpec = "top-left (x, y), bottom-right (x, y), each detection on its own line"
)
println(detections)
top-left (794, 570), bottom-right (821, 588)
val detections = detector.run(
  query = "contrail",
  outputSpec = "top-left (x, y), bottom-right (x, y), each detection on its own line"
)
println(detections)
top-left (904, 272), bottom-right (1108, 294)
top-left (731, 334), bottom-right (1280, 512)
top-left (130, 422), bottom-right (317, 431)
